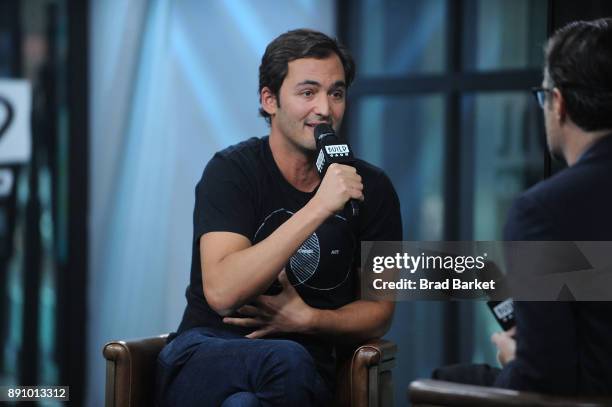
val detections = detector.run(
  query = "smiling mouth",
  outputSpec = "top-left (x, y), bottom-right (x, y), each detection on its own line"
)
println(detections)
top-left (305, 122), bottom-right (331, 129)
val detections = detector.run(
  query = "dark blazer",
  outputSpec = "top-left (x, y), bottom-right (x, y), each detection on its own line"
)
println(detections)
top-left (495, 134), bottom-right (612, 395)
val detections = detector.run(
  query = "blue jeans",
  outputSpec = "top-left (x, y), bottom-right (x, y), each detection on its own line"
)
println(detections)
top-left (156, 327), bottom-right (333, 407)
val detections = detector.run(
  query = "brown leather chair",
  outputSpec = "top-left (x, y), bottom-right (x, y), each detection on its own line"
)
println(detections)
top-left (103, 334), bottom-right (396, 407)
top-left (408, 379), bottom-right (612, 407)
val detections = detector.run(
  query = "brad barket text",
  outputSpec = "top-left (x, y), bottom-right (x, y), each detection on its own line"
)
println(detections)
top-left (372, 278), bottom-right (496, 291)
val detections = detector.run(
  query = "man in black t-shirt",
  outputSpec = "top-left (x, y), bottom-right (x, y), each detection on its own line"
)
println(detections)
top-left (157, 29), bottom-right (402, 407)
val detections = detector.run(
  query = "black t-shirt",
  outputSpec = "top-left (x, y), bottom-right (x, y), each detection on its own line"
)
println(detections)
top-left (176, 136), bottom-right (402, 383)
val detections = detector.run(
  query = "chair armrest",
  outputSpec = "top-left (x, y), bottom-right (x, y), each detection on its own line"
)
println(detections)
top-left (353, 339), bottom-right (397, 368)
top-left (335, 339), bottom-right (397, 407)
top-left (103, 334), bottom-right (169, 407)
top-left (409, 379), bottom-right (611, 407)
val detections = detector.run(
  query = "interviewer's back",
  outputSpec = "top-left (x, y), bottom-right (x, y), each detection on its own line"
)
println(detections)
top-left (499, 135), bottom-right (612, 395)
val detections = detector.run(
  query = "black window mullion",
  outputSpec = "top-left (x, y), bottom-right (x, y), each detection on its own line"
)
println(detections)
top-left (338, 0), bottom-right (360, 145)
top-left (441, 0), bottom-right (464, 366)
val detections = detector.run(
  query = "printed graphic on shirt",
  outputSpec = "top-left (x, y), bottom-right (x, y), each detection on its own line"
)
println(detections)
top-left (253, 209), bottom-right (355, 291)
top-left (291, 232), bottom-right (320, 284)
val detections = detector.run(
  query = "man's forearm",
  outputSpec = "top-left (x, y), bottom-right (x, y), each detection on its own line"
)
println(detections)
top-left (306, 300), bottom-right (395, 344)
top-left (204, 199), bottom-right (330, 315)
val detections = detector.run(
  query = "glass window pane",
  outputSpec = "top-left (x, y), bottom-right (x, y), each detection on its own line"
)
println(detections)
top-left (353, 94), bottom-right (446, 404)
top-left (353, 94), bottom-right (445, 240)
top-left (462, 91), bottom-right (544, 363)
top-left (357, 0), bottom-right (447, 76)
top-left (463, 92), bottom-right (544, 240)
top-left (462, 0), bottom-right (547, 71)
top-left (1, 0), bottom-right (69, 388)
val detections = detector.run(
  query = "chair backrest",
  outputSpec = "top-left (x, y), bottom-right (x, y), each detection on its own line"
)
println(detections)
top-left (103, 334), bottom-right (168, 407)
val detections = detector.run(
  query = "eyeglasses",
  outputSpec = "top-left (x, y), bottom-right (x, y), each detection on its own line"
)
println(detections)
top-left (531, 87), bottom-right (553, 108)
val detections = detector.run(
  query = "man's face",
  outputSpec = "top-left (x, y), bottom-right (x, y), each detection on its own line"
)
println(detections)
top-left (267, 54), bottom-right (346, 153)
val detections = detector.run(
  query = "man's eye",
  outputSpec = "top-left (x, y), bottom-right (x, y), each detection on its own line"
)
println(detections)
top-left (332, 91), bottom-right (345, 99)
top-left (302, 90), bottom-right (314, 97)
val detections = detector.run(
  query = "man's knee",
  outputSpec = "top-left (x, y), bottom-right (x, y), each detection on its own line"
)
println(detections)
top-left (257, 340), bottom-right (326, 405)
top-left (221, 391), bottom-right (261, 407)
top-left (267, 340), bottom-right (314, 371)
top-left (256, 339), bottom-right (318, 385)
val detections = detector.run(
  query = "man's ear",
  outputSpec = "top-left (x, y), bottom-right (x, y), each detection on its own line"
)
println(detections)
top-left (260, 87), bottom-right (278, 117)
top-left (551, 87), bottom-right (566, 123)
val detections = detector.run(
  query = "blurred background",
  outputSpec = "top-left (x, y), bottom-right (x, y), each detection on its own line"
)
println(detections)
top-left (1, 0), bottom-right (611, 405)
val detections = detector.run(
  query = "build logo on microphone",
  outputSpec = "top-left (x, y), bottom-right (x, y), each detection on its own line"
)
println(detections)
top-left (324, 144), bottom-right (349, 157)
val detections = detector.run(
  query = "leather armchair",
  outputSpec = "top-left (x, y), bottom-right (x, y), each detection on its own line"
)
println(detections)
top-left (409, 379), bottom-right (612, 407)
top-left (103, 334), bottom-right (396, 407)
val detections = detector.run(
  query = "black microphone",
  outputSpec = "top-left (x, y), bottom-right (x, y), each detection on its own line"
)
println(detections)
top-left (313, 123), bottom-right (359, 217)
top-left (482, 261), bottom-right (515, 331)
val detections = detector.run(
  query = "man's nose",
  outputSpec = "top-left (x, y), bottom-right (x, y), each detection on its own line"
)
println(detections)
top-left (313, 93), bottom-right (331, 118)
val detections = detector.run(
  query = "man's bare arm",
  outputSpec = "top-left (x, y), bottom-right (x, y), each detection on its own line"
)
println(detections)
top-left (224, 269), bottom-right (395, 343)
top-left (202, 200), bottom-right (328, 316)
top-left (303, 265), bottom-right (396, 343)
top-left (307, 300), bottom-right (395, 344)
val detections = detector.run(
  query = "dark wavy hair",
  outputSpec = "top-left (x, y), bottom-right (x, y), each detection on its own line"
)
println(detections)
top-left (545, 18), bottom-right (612, 131)
top-left (258, 29), bottom-right (356, 124)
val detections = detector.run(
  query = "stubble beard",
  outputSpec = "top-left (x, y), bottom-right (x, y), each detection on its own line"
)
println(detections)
top-left (279, 118), bottom-right (318, 159)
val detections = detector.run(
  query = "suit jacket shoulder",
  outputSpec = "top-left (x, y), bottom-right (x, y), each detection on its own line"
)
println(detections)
top-left (504, 135), bottom-right (612, 241)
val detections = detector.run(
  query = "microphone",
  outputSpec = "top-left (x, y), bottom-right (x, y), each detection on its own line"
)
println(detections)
top-left (313, 123), bottom-right (359, 217)
top-left (482, 261), bottom-right (515, 331)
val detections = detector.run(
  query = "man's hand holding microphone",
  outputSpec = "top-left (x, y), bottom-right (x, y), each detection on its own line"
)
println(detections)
top-left (310, 123), bottom-right (363, 218)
